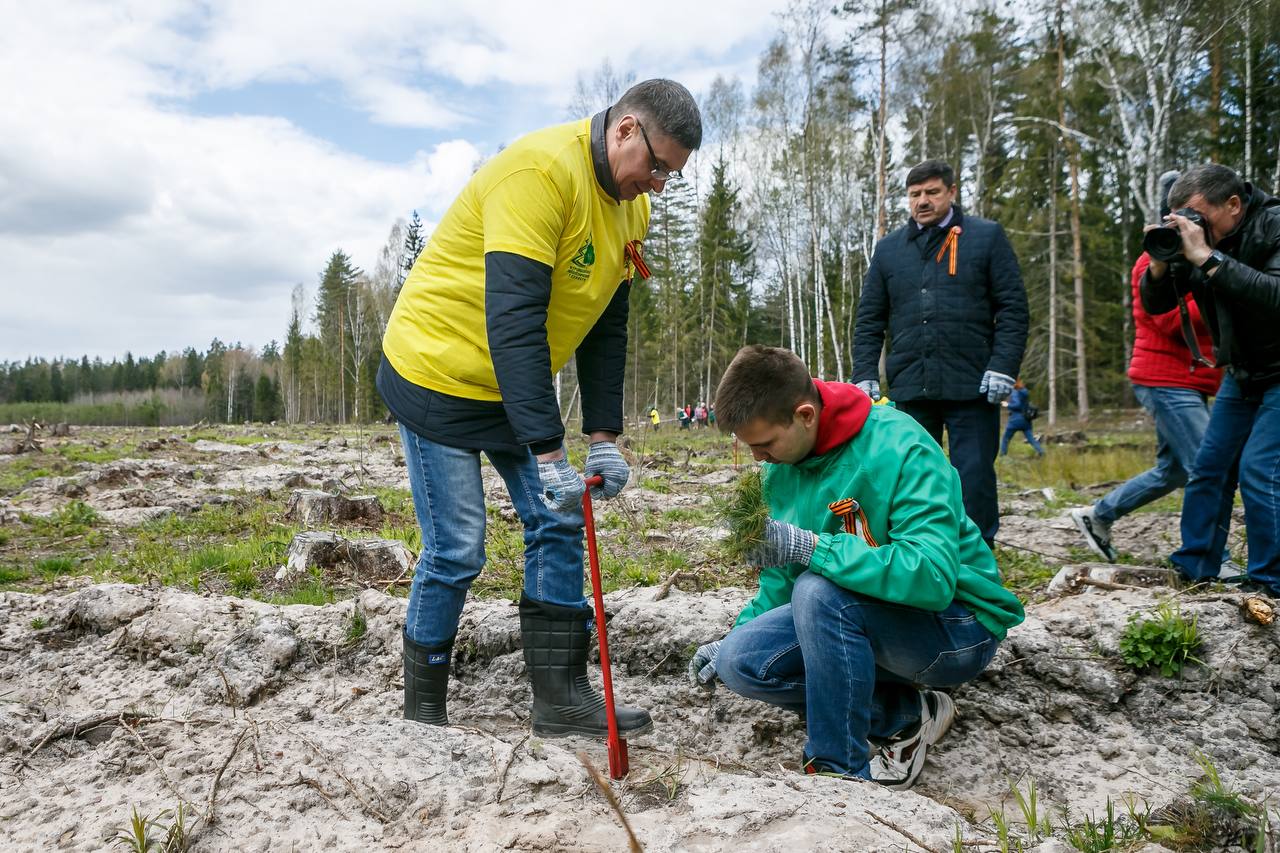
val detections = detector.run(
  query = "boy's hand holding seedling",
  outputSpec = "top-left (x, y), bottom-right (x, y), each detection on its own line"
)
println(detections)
top-left (745, 518), bottom-right (817, 568)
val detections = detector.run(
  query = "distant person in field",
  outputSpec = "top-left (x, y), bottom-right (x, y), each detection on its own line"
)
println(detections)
top-left (690, 345), bottom-right (1024, 790)
top-left (377, 79), bottom-right (701, 734)
top-left (852, 160), bottom-right (1029, 547)
top-left (1000, 380), bottom-right (1044, 458)
top-left (1072, 171), bottom-right (1223, 563)
top-left (649, 406), bottom-right (661, 431)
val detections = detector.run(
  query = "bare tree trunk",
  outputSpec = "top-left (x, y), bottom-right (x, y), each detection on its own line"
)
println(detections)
top-left (1058, 12), bottom-right (1089, 421)
top-left (1210, 28), bottom-right (1221, 161)
top-left (875, 10), bottom-right (889, 240)
top-left (1048, 146), bottom-right (1059, 428)
top-left (1244, 0), bottom-right (1253, 180)
top-left (1120, 179), bottom-right (1134, 406)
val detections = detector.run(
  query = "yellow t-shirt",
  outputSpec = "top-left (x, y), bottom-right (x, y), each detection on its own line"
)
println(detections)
top-left (382, 117), bottom-right (650, 401)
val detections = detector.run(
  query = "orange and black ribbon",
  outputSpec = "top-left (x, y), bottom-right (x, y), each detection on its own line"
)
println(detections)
top-left (828, 498), bottom-right (878, 546)
top-left (935, 225), bottom-right (962, 276)
top-left (625, 240), bottom-right (651, 281)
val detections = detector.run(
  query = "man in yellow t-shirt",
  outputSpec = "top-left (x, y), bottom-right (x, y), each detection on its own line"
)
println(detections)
top-left (378, 79), bottom-right (701, 736)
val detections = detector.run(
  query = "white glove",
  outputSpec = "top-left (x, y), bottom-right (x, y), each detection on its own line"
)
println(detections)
top-left (979, 371), bottom-right (1016, 404)
top-left (855, 380), bottom-right (881, 401)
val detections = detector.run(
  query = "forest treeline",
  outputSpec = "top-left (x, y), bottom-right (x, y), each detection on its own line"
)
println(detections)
top-left (4, 0), bottom-right (1277, 428)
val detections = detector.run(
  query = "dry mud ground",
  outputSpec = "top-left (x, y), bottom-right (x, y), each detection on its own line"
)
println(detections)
top-left (0, 424), bottom-right (1276, 852)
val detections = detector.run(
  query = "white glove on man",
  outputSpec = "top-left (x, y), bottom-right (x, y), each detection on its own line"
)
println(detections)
top-left (854, 380), bottom-right (881, 402)
top-left (979, 371), bottom-right (1016, 404)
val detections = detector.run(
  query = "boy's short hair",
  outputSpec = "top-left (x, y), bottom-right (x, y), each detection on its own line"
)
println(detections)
top-left (714, 345), bottom-right (817, 433)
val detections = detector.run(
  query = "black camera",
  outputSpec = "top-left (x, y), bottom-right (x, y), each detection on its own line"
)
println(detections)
top-left (1143, 208), bottom-right (1209, 262)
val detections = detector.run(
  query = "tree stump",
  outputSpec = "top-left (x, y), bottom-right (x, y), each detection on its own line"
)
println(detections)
top-left (284, 490), bottom-right (385, 527)
top-left (277, 532), bottom-right (415, 583)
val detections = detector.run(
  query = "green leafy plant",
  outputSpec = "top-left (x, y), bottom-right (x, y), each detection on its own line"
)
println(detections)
top-left (717, 468), bottom-right (768, 562)
top-left (1118, 601), bottom-right (1203, 677)
top-left (29, 617), bottom-right (47, 630)
top-left (1062, 799), bottom-right (1145, 852)
top-left (110, 804), bottom-right (189, 852)
top-left (343, 605), bottom-right (368, 645)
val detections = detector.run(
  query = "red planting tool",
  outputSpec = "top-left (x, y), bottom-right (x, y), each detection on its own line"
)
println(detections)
top-left (582, 474), bottom-right (628, 779)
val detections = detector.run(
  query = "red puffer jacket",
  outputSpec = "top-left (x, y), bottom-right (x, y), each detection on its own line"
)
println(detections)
top-left (1128, 253), bottom-right (1222, 394)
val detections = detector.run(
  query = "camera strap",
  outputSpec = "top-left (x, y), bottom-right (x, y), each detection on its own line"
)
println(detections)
top-left (1177, 293), bottom-right (1217, 370)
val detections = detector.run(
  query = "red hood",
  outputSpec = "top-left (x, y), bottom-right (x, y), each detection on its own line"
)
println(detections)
top-left (811, 379), bottom-right (873, 456)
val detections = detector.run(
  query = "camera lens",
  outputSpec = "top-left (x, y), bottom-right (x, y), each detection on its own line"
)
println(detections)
top-left (1143, 226), bottom-right (1183, 262)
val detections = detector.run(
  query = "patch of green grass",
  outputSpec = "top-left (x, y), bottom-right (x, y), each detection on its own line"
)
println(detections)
top-left (24, 500), bottom-right (100, 539)
top-left (1118, 601), bottom-right (1202, 677)
top-left (29, 617), bottom-right (47, 630)
top-left (36, 556), bottom-right (77, 577)
top-left (54, 443), bottom-right (129, 464)
top-left (344, 606), bottom-right (368, 645)
top-left (640, 475), bottom-right (673, 494)
top-left (471, 514), bottom-right (525, 600)
top-left (0, 455), bottom-right (60, 494)
top-left (994, 547), bottom-right (1058, 601)
top-left (0, 529), bottom-right (10, 547)
top-left (368, 486), bottom-right (414, 517)
top-left (269, 573), bottom-right (337, 606)
top-left (662, 507), bottom-right (713, 524)
top-left (1061, 799), bottom-right (1147, 852)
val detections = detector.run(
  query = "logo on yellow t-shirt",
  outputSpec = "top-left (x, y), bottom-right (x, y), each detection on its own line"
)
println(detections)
top-left (569, 235), bottom-right (595, 280)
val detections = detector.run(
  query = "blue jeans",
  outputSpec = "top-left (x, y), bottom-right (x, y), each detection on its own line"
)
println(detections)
top-left (1094, 384), bottom-right (1212, 524)
top-left (1000, 425), bottom-right (1044, 456)
top-left (716, 572), bottom-right (999, 779)
top-left (399, 425), bottom-right (588, 647)
top-left (897, 398), bottom-right (1001, 544)
top-left (1173, 374), bottom-right (1280, 593)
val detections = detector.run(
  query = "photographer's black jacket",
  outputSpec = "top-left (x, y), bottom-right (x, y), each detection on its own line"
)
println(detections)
top-left (1141, 184), bottom-right (1280, 395)
top-left (852, 206), bottom-right (1029, 401)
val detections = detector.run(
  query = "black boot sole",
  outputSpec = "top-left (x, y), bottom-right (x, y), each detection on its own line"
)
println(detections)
top-left (532, 719), bottom-right (654, 738)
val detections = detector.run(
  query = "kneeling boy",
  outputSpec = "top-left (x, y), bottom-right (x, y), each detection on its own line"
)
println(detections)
top-left (690, 345), bottom-right (1024, 788)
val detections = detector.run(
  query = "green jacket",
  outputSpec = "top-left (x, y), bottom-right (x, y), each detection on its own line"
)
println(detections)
top-left (735, 404), bottom-right (1025, 640)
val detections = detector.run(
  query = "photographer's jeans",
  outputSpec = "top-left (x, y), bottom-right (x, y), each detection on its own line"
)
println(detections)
top-left (398, 425), bottom-right (588, 648)
top-left (1094, 384), bottom-right (1212, 523)
top-left (1172, 374), bottom-right (1280, 594)
top-left (716, 572), bottom-right (999, 779)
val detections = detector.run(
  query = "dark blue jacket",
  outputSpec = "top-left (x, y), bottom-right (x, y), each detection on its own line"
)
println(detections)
top-left (852, 206), bottom-right (1028, 401)
top-left (1006, 387), bottom-right (1032, 430)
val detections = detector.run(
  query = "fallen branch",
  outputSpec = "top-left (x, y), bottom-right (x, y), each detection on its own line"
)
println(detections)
top-left (653, 570), bottom-right (701, 601)
top-left (204, 725), bottom-right (251, 826)
top-left (24, 710), bottom-right (145, 761)
top-left (293, 729), bottom-right (392, 823)
top-left (119, 713), bottom-right (189, 807)
top-left (493, 733), bottom-right (530, 804)
top-left (578, 751), bottom-right (643, 853)
top-left (864, 809), bottom-right (945, 853)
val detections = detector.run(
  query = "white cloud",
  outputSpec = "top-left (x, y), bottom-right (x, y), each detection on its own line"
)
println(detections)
top-left (0, 0), bottom-right (786, 362)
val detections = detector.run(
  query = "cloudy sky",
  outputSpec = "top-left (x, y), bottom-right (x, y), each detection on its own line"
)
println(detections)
top-left (0, 0), bottom-right (787, 363)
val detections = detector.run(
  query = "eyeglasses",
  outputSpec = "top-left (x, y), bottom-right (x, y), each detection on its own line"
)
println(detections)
top-left (637, 121), bottom-right (682, 182)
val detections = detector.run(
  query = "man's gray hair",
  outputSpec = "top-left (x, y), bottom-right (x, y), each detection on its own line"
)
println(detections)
top-left (613, 79), bottom-right (702, 151)
top-left (1168, 164), bottom-right (1246, 209)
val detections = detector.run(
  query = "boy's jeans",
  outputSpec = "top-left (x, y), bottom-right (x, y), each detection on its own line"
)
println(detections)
top-left (399, 425), bottom-right (588, 647)
top-left (716, 572), bottom-right (999, 779)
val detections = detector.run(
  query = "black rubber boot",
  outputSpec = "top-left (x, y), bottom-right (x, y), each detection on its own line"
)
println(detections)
top-left (519, 595), bottom-right (653, 738)
top-left (403, 633), bottom-right (453, 726)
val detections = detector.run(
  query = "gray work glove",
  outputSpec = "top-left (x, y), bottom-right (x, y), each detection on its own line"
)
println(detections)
top-left (584, 440), bottom-right (629, 499)
top-left (537, 456), bottom-right (585, 513)
top-left (688, 639), bottom-right (723, 688)
top-left (855, 379), bottom-right (881, 402)
top-left (745, 518), bottom-right (817, 568)
top-left (979, 370), bottom-right (1016, 404)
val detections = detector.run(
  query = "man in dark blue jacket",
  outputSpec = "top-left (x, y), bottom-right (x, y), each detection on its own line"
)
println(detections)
top-left (852, 160), bottom-right (1029, 545)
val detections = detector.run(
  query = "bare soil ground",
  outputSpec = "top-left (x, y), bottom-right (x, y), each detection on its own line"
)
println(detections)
top-left (0, 422), bottom-right (1275, 852)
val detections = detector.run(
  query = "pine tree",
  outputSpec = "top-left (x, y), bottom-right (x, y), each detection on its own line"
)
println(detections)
top-left (401, 211), bottom-right (426, 287)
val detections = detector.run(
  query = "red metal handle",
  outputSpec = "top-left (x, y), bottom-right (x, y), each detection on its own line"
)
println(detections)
top-left (581, 474), bottom-right (628, 779)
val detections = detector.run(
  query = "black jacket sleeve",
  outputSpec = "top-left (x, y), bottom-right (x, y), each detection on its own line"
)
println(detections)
top-left (1213, 243), bottom-right (1280, 313)
top-left (1140, 264), bottom-right (1184, 316)
top-left (485, 251), bottom-right (563, 454)
top-left (851, 249), bottom-right (889, 383)
top-left (985, 224), bottom-right (1029, 378)
top-left (576, 282), bottom-right (630, 436)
